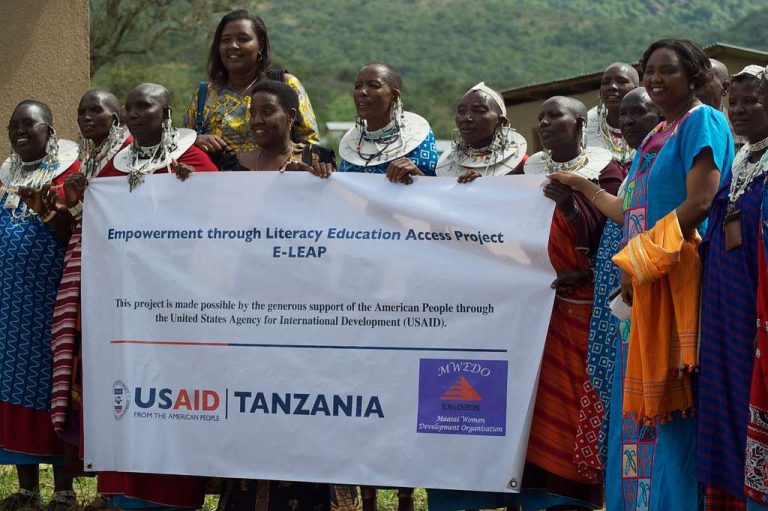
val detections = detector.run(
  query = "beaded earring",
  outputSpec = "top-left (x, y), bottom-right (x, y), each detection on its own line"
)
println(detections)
top-left (578, 120), bottom-right (587, 150)
top-left (451, 128), bottom-right (466, 153)
top-left (355, 115), bottom-right (367, 132)
top-left (77, 129), bottom-right (94, 161)
top-left (108, 114), bottom-right (121, 140)
top-left (160, 108), bottom-right (175, 155)
top-left (45, 127), bottom-right (60, 164)
top-left (492, 125), bottom-right (511, 156)
top-left (390, 97), bottom-right (405, 131)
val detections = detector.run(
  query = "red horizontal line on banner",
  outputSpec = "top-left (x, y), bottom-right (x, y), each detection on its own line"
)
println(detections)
top-left (111, 340), bottom-right (228, 346)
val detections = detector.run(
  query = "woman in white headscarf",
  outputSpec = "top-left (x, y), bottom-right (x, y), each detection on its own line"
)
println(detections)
top-left (436, 82), bottom-right (527, 181)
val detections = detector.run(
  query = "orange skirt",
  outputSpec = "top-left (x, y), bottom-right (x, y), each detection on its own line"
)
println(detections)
top-left (526, 297), bottom-right (597, 486)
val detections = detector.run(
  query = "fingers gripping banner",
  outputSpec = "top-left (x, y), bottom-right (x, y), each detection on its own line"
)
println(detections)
top-left (81, 172), bottom-right (556, 492)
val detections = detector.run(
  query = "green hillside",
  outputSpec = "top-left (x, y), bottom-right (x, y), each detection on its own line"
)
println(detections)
top-left (91, 0), bottom-right (768, 139)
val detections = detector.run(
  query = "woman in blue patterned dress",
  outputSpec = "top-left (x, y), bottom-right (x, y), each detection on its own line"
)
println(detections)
top-left (338, 63), bottom-right (438, 183)
top-left (0, 100), bottom-right (81, 510)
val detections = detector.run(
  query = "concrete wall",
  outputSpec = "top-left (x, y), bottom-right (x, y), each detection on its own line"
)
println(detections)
top-left (0, 0), bottom-right (90, 158)
top-left (506, 53), bottom-right (768, 154)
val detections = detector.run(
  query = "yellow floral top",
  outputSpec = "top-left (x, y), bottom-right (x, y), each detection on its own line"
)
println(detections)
top-left (183, 74), bottom-right (319, 153)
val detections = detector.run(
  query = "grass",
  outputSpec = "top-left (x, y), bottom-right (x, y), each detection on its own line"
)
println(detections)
top-left (0, 467), bottom-right (429, 511)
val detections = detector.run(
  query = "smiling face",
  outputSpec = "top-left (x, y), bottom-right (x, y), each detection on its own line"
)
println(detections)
top-left (643, 47), bottom-right (694, 115)
top-left (455, 90), bottom-right (504, 148)
top-left (728, 77), bottom-right (768, 143)
top-left (537, 98), bottom-right (582, 152)
top-left (124, 86), bottom-right (166, 146)
top-left (8, 104), bottom-right (50, 161)
top-left (78, 91), bottom-right (116, 146)
top-left (600, 64), bottom-right (639, 111)
top-left (249, 91), bottom-right (296, 149)
top-left (618, 89), bottom-right (662, 149)
top-left (353, 64), bottom-right (398, 129)
top-left (219, 19), bottom-right (261, 77)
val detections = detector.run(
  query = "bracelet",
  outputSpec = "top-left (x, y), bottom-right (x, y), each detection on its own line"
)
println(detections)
top-left (69, 201), bottom-right (83, 221)
top-left (591, 188), bottom-right (605, 204)
top-left (564, 203), bottom-right (580, 223)
top-left (41, 210), bottom-right (57, 223)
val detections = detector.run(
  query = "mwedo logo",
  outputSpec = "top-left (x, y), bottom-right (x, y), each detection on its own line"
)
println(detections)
top-left (417, 359), bottom-right (508, 436)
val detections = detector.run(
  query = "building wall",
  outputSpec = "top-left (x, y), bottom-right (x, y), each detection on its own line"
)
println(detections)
top-left (0, 0), bottom-right (90, 158)
top-left (506, 52), bottom-right (768, 154)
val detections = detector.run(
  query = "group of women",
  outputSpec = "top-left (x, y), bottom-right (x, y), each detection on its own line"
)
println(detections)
top-left (1, 7), bottom-right (768, 511)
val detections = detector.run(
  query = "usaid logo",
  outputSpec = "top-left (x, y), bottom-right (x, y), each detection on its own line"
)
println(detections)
top-left (113, 380), bottom-right (130, 420)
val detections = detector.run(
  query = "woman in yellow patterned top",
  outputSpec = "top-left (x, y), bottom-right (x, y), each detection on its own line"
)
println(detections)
top-left (184, 9), bottom-right (319, 161)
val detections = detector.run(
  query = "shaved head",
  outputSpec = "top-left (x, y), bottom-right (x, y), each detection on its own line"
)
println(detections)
top-left (619, 87), bottom-right (663, 149)
top-left (129, 83), bottom-right (172, 108)
top-left (605, 62), bottom-right (640, 87)
top-left (710, 59), bottom-right (730, 83)
top-left (81, 89), bottom-right (122, 116)
top-left (622, 87), bottom-right (656, 109)
top-left (544, 96), bottom-right (587, 121)
top-left (696, 59), bottom-right (730, 109)
top-left (361, 62), bottom-right (403, 92)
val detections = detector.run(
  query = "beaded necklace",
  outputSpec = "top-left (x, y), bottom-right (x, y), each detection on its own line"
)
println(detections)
top-left (355, 119), bottom-right (403, 166)
top-left (126, 139), bottom-right (178, 191)
top-left (728, 149), bottom-right (768, 212)
top-left (1, 155), bottom-right (59, 222)
top-left (597, 103), bottom-right (631, 163)
top-left (748, 134), bottom-right (768, 153)
top-left (80, 127), bottom-right (128, 179)
top-left (544, 150), bottom-right (589, 174)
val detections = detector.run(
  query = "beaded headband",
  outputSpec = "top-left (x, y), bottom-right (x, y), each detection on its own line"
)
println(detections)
top-left (468, 82), bottom-right (506, 117)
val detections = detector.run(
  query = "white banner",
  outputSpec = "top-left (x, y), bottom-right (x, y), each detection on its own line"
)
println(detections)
top-left (82, 172), bottom-right (555, 493)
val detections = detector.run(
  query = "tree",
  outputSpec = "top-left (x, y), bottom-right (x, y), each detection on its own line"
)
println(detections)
top-left (89, 0), bottom-right (232, 76)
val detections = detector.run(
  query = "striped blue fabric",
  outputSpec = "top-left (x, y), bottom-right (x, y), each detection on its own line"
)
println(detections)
top-left (697, 169), bottom-right (766, 497)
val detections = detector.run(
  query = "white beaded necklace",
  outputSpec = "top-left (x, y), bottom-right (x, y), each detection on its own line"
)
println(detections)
top-left (748, 134), bottom-right (768, 153)
top-left (728, 149), bottom-right (768, 210)
top-left (544, 150), bottom-right (588, 174)
top-left (1, 156), bottom-right (59, 222)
